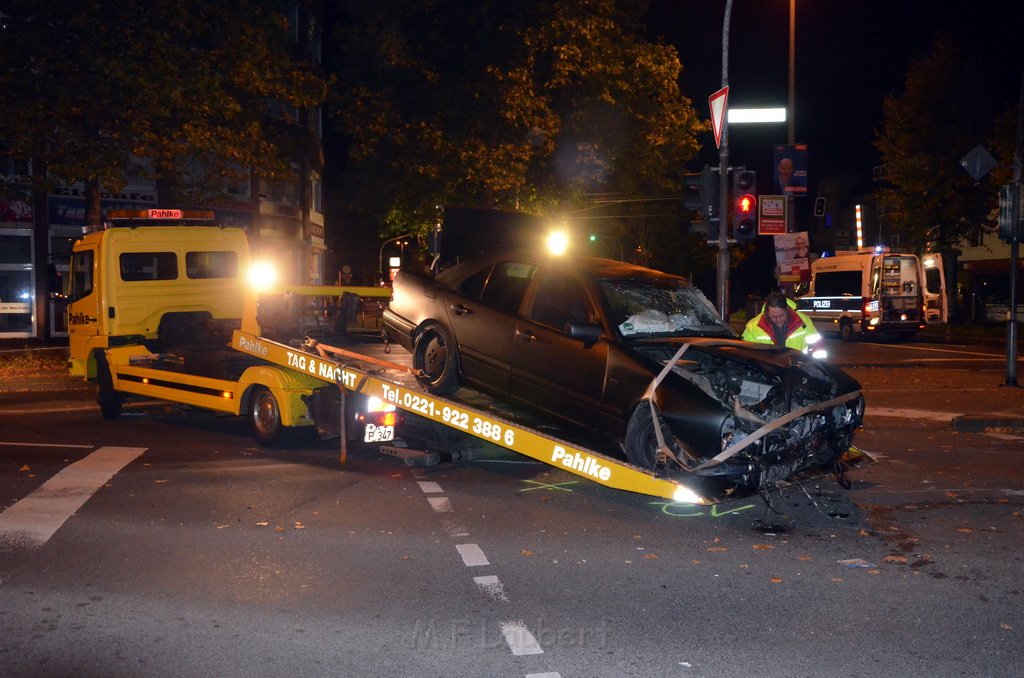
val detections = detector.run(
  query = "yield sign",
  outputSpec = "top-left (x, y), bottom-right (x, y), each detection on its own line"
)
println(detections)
top-left (709, 86), bottom-right (729, 149)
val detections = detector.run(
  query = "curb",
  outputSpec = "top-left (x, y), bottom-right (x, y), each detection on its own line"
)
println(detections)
top-left (951, 414), bottom-right (1024, 434)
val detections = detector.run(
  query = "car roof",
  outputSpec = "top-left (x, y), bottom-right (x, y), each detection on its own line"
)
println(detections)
top-left (438, 251), bottom-right (689, 284)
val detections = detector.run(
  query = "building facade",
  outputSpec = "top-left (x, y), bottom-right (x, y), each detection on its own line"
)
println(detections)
top-left (0, 3), bottom-right (325, 341)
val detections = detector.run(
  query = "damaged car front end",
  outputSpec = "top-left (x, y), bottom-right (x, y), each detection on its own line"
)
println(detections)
top-left (629, 339), bottom-right (864, 496)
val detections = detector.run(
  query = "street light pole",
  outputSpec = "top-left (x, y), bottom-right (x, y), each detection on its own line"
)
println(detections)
top-left (717, 0), bottom-right (733, 318)
top-left (786, 0), bottom-right (796, 236)
top-left (788, 0), bottom-right (796, 147)
top-left (378, 232), bottom-right (414, 279)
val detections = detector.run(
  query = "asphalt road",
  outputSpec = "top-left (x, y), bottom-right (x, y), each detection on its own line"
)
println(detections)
top-left (1, 340), bottom-right (1023, 677)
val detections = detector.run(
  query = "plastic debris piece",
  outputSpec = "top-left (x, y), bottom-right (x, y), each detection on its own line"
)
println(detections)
top-left (837, 558), bottom-right (876, 568)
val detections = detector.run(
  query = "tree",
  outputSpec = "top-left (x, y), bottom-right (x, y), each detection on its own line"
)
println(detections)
top-left (329, 0), bottom-right (707, 268)
top-left (0, 0), bottom-right (328, 227)
top-left (873, 34), bottom-right (1005, 255)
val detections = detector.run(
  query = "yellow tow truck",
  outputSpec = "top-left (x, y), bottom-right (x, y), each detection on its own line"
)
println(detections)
top-left (66, 209), bottom-right (871, 505)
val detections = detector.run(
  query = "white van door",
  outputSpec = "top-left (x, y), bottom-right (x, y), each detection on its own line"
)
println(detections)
top-left (921, 253), bottom-right (947, 323)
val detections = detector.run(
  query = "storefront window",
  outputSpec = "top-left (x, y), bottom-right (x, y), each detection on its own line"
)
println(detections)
top-left (0, 230), bottom-right (34, 337)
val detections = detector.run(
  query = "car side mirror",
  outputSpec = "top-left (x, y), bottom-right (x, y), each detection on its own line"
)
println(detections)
top-left (565, 322), bottom-right (602, 347)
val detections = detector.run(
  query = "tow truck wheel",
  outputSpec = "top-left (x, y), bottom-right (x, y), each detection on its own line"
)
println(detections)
top-left (624, 404), bottom-right (677, 474)
top-left (248, 386), bottom-right (317, 448)
top-left (839, 318), bottom-right (855, 342)
top-left (95, 353), bottom-right (122, 420)
top-left (413, 324), bottom-right (460, 395)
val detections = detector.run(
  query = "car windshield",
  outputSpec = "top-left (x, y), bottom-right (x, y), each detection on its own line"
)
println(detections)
top-left (600, 277), bottom-right (733, 338)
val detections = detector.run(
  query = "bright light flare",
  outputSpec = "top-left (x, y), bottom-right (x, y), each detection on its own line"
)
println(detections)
top-left (247, 260), bottom-right (279, 293)
top-left (546, 229), bottom-right (570, 256)
top-left (366, 396), bottom-right (396, 413)
top-left (728, 108), bottom-right (787, 124)
top-left (672, 484), bottom-right (705, 505)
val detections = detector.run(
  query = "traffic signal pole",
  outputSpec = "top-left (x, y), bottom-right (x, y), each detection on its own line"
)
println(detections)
top-left (716, 0), bottom-right (733, 319)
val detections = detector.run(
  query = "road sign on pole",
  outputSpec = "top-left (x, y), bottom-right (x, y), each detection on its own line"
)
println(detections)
top-left (709, 86), bottom-right (729, 149)
top-left (758, 195), bottom-right (786, 235)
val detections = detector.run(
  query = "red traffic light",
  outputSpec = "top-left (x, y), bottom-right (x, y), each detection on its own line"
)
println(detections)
top-left (737, 194), bottom-right (755, 213)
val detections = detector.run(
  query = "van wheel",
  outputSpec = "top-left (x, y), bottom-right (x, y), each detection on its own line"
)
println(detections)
top-left (413, 324), bottom-right (460, 395)
top-left (95, 353), bottom-right (123, 420)
top-left (839, 319), bottom-right (855, 342)
top-left (248, 386), bottom-right (316, 448)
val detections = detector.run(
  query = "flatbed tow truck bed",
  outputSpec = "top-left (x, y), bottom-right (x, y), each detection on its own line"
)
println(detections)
top-left (229, 327), bottom-right (876, 506)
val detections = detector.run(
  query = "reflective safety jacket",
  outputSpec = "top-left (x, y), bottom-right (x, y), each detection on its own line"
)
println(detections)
top-left (742, 298), bottom-right (822, 354)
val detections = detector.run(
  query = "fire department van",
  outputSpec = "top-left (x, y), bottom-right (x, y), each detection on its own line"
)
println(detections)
top-left (795, 248), bottom-right (946, 341)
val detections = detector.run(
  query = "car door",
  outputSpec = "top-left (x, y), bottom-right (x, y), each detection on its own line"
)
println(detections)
top-left (509, 268), bottom-right (614, 429)
top-left (445, 260), bottom-right (535, 394)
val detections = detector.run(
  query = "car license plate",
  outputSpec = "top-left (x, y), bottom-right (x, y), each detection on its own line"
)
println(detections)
top-left (364, 423), bottom-right (395, 443)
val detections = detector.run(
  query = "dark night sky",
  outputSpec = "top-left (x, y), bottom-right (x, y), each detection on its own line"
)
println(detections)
top-left (644, 1), bottom-right (1024, 186)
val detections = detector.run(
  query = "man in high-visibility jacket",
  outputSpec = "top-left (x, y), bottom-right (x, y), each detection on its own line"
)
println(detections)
top-left (742, 292), bottom-right (826, 358)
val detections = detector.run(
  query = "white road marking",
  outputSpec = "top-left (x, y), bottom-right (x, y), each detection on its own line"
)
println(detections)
top-left (427, 496), bottom-right (453, 513)
top-left (985, 432), bottom-right (1024, 441)
top-left (0, 446), bottom-right (146, 548)
top-left (473, 575), bottom-right (509, 602)
top-left (417, 481), bottom-right (443, 493)
top-left (500, 621), bottom-right (543, 656)
top-left (884, 344), bottom-right (1009, 359)
top-left (442, 519), bottom-right (470, 537)
top-left (525, 673), bottom-right (561, 678)
top-left (867, 408), bottom-right (957, 421)
top-left (0, 441), bottom-right (93, 448)
top-left (455, 543), bottom-right (489, 567)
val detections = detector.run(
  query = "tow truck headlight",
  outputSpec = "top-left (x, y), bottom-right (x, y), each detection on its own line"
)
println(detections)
top-left (247, 261), bottom-right (279, 293)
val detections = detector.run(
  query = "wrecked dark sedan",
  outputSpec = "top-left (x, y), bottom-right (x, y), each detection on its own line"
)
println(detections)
top-left (383, 252), bottom-right (864, 493)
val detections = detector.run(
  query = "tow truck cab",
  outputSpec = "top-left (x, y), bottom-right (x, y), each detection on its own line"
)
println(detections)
top-left (67, 209), bottom-right (248, 378)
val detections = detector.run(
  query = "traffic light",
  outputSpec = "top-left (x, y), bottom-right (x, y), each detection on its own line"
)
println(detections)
top-left (733, 169), bottom-right (757, 241)
top-left (683, 165), bottom-right (720, 241)
top-left (814, 196), bottom-right (827, 217)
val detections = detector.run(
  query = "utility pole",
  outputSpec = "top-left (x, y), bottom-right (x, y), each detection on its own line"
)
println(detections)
top-left (716, 0), bottom-right (733, 318)
top-left (1005, 68), bottom-right (1023, 387)
top-left (786, 0), bottom-right (796, 236)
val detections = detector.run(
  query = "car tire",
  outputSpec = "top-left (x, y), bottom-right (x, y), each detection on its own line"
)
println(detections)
top-left (413, 323), bottom-right (460, 395)
top-left (839, 318), bottom-right (855, 342)
top-left (624, 403), bottom-right (676, 473)
top-left (95, 352), bottom-right (123, 421)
